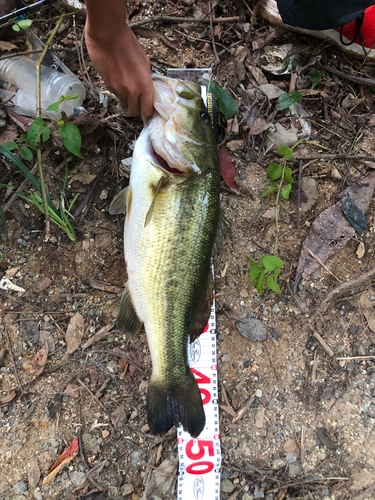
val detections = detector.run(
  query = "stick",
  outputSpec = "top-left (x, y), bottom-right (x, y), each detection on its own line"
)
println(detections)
top-left (311, 266), bottom-right (375, 320)
top-left (128, 15), bottom-right (240, 29)
top-left (307, 249), bottom-right (342, 283)
top-left (297, 160), bottom-right (302, 229)
top-left (312, 331), bottom-right (334, 357)
top-left (322, 65), bottom-right (375, 88)
top-left (36, 13), bottom-right (67, 239)
top-left (300, 425), bottom-right (305, 464)
top-left (292, 154), bottom-right (375, 161)
top-left (76, 377), bottom-right (105, 410)
top-left (337, 355), bottom-right (375, 360)
top-left (209, 2), bottom-right (219, 63)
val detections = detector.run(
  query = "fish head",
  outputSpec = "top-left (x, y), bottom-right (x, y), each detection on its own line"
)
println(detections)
top-left (148, 75), bottom-right (217, 179)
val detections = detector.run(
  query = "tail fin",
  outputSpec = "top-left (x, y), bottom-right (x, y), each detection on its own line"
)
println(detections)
top-left (147, 370), bottom-right (205, 438)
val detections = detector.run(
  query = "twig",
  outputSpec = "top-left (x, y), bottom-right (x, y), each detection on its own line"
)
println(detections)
top-left (209, 2), bottom-right (219, 64)
top-left (36, 13), bottom-right (67, 239)
top-left (300, 425), bottom-right (305, 464)
top-left (232, 396), bottom-right (255, 423)
top-left (311, 266), bottom-right (375, 321)
top-left (77, 424), bottom-right (90, 469)
top-left (312, 331), bottom-right (334, 358)
top-left (139, 460), bottom-right (177, 479)
top-left (129, 15), bottom-right (240, 29)
top-left (337, 355), bottom-right (375, 360)
top-left (297, 160), bottom-right (302, 229)
top-left (322, 64), bottom-right (375, 87)
top-left (293, 154), bottom-right (375, 161)
top-left (311, 352), bottom-right (319, 384)
top-left (3, 325), bottom-right (25, 402)
top-left (76, 377), bottom-right (105, 410)
top-left (307, 249), bottom-right (342, 283)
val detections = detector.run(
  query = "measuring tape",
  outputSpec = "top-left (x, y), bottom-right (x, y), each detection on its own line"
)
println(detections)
top-left (177, 293), bottom-right (221, 499)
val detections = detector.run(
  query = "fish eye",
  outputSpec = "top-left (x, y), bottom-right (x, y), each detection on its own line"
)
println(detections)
top-left (200, 112), bottom-right (211, 124)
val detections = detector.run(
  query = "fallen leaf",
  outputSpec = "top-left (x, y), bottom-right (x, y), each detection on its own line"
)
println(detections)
top-left (0, 41), bottom-right (17, 51)
top-left (90, 279), bottom-right (121, 294)
top-left (48, 394), bottom-right (62, 419)
top-left (226, 140), bottom-right (244, 152)
top-left (249, 117), bottom-right (270, 135)
top-left (22, 341), bottom-right (48, 375)
top-left (4, 266), bottom-right (19, 278)
top-left (266, 122), bottom-right (298, 150)
top-left (65, 312), bottom-right (84, 354)
top-left (219, 146), bottom-right (238, 190)
top-left (283, 438), bottom-right (297, 454)
top-left (359, 293), bottom-right (375, 332)
top-left (213, 24), bottom-right (222, 39)
top-left (33, 277), bottom-right (53, 293)
top-left (121, 483), bottom-right (134, 496)
top-left (290, 177), bottom-right (318, 214)
top-left (246, 64), bottom-right (268, 85)
top-left (39, 330), bottom-right (55, 354)
top-left (257, 83), bottom-right (284, 100)
top-left (144, 457), bottom-right (178, 497)
top-left (316, 427), bottom-right (337, 450)
top-left (95, 231), bottom-right (112, 249)
top-left (28, 456), bottom-right (40, 492)
top-left (295, 172), bottom-right (375, 288)
top-left (42, 438), bottom-right (79, 485)
top-left (65, 382), bottom-right (80, 399)
top-left (82, 324), bottom-right (114, 350)
top-left (0, 389), bottom-right (16, 404)
top-left (356, 242), bottom-right (365, 259)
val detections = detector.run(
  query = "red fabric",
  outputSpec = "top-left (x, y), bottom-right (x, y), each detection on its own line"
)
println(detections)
top-left (334, 5), bottom-right (375, 49)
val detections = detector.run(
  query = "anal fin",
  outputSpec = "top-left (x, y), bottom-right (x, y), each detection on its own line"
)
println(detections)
top-left (188, 270), bottom-right (214, 343)
top-left (117, 281), bottom-right (142, 335)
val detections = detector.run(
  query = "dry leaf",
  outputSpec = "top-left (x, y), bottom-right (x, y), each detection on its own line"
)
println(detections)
top-left (359, 293), bottom-right (375, 332)
top-left (249, 117), bottom-right (270, 135)
top-left (226, 140), bottom-right (244, 152)
top-left (22, 341), bottom-right (48, 375)
top-left (95, 231), bottom-right (112, 249)
top-left (65, 382), bottom-right (80, 399)
top-left (257, 83), bottom-right (284, 100)
top-left (121, 484), bottom-right (134, 496)
top-left (39, 330), bottom-right (55, 354)
top-left (33, 277), bottom-right (53, 293)
top-left (28, 456), bottom-right (40, 492)
top-left (82, 324), bottom-right (114, 350)
top-left (356, 242), bottom-right (365, 259)
top-left (0, 389), bottom-right (16, 404)
top-left (43, 438), bottom-right (78, 485)
top-left (0, 41), bottom-right (17, 51)
top-left (65, 312), bottom-right (84, 354)
top-left (266, 122), bottom-right (298, 150)
top-left (213, 24), bottom-right (222, 39)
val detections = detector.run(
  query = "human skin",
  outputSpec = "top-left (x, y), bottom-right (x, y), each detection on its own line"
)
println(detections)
top-left (85, 0), bottom-right (154, 117)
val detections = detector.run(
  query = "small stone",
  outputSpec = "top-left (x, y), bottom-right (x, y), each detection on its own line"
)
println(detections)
top-left (107, 360), bottom-right (119, 374)
top-left (18, 257), bottom-right (27, 264)
top-left (255, 389), bottom-right (262, 398)
top-left (368, 404), bottom-right (375, 418)
top-left (42, 443), bottom-right (49, 451)
top-left (240, 289), bottom-right (249, 298)
top-left (347, 363), bottom-right (355, 372)
top-left (221, 468), bottom-right (230, 479)
top-left (49, 236), bottom-right (58, 244)
top-left (272, 304), bottom-right (280, 314)
top-left (221, 479), bottom-right (235, 493)
top-left (34, 491), bottom-right (43, 500)
top-left (131, 450), bottom-right (141, 466)
top-left (70, 471), bottom-right (86, 487)
top-left (242, 493), bottom-right (254, 500)
top-left (358, 345), bottom-right (366, 356)
top-left (51, 441), bottom-right (59, 448)
top-left (13, 481), bottom-right (28, 495)
top-left (121, 483), bottom-right (134, 496)
top-left (100, 189), bottom-right (108, 200)
top-left (255, 349), bottom-right (263, 356)
top-left (17, 239), bottom-right (27, 247)
top-left (271, 328), bottom-right (282, 340)
top-left (321, 488), bottom-right (329, 496)
top-left (221, 354), bottom-right (229, 363)
top-left (288, 461), bottom-right (301, 478)
top-left (236, 314), bottom-right (267, 342)
top-left (356, 242), bottom-right (365, 259)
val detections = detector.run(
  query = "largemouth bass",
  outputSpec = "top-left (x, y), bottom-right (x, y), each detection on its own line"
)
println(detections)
top-left (110, 75), bottom-right (221, 437)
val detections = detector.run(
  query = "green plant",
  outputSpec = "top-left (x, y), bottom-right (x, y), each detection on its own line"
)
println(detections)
top-left (3, 94), bottom-right (82, 160)
top-left (206, 80), bottom-right (239, 120)
top-left (11, 18), bottom-right (33, 32)
top-left (277, 90), bottom-right (303, 111)
top-left (247, 145), bottom-right (294, 295)
top-left (310, 68), bottom-right (325, 88)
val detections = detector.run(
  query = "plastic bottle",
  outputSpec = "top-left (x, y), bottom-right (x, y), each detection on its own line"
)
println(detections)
top-left (0, 55), bottom-right (86, 118)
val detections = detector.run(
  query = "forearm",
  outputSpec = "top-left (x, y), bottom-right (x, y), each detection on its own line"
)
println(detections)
top-left (85, 0), bottom-right (128, 41)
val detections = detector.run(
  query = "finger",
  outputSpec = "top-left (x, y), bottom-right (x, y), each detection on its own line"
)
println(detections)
top-left (128, 95), bottom-right (140, 116)
top-left (139, 86), bottom-right (154, 118)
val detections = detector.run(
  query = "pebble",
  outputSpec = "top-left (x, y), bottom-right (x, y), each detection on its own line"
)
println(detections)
top-left (221, 468), bottom-right (230, 479)
top-left (18, 257), bottom-right (27, 264)
top-left (358, 345), bottom-right (366, 356)
top-left (236, 314), bottom-right (267, 342)
top-left (271, 328), bottom-right (282, 340)
top-left (368, 404), bottom-right (375, 418)
top-left (131, 450), bottom-right (140, 466)
top-left (51, 441), bottom-right (59, 448)
top-left (70, 471), bottom-right (86, 487)
top-left (42, 443), bottom-right (49, 451)
top-left (288, 461), bottom-right (301, 478)
top-left (321, 488), bottom-right (329, 496)
top-left (221, 479), bottom-right (235, 493)
top-left (13, 481), bottom-right (27, 495)
top-left (17, 239), bottom-right (27, 247)
top-left (221, 354), bottom-right (229, 363)
top-left (347, 363), bottom-right (355, 372)
top-left (242, 493), bottom-right (254, 500)
top-left (272, 304), bottom-right (280, 314)
top-left (255, 349), bottom-right (263, 356)
top-left (34, 491), bottom-right (42, 500)
top-left (255, 389), bottom-right (262, 398)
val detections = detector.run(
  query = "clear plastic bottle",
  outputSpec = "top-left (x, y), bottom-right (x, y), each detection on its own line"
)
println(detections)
top-left (0, 55), bottom-right (86, 118)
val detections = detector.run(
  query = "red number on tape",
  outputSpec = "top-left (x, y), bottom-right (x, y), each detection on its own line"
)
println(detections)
top-left (186, 461), bottom-right (214, 475)
top-left (200, 388), bottom-right (211, 405)
top-left (191, 368), bottom-right (210, 384)
top-left (186, 439), bottom-right (214, 460)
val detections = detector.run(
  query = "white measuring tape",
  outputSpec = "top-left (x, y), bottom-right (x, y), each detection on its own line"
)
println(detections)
top-left (177, 294), bottom-right (221, 499)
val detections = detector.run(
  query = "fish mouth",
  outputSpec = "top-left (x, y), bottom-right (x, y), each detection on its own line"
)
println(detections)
top-left (151, 146), bottom-right (187, 176)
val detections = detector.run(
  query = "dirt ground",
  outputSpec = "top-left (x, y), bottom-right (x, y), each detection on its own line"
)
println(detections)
top-left (1, 1), bottom-right (375, 499)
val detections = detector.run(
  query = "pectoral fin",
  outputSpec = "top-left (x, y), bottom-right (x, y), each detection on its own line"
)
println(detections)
top-left (117, 281), bottom-right (142, 335)
top-left (144, 176), bottom-right (168, 227)
top-left (188, 270), bottom-right (214, 343)
top-left (109, 186), bottom-right (131, 215)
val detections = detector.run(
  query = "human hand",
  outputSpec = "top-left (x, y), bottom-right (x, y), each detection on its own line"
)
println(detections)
top-left (85, 24), bottom-right (154, 117)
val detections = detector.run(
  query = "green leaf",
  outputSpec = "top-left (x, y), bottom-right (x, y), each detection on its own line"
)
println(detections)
top-left (27, 117), bottom-right (49, 148)
top-left (266, 274), bottom-right (281, 293)
top-left (277, 145), bottom-right (293, 160)
top-left (310, 68), bottom-right (325, 89)
top-left (12, 24), bottom-right (20, 32)
top-left (256, 270), bottom-right (266, 296)
top-left (282, 183), bottom-right (292, 199)
top-left (277, 91), bottom-right (303, 111)
top-left (46, 94), bottom-right (79, 114)
top-left (262, 184), bottom-right (278, 197)
top-left (207, 80), bottom-right (238, 120)
top-left (248, 260), bottom-right (263, 283)
top-left (284, 167), bottom-right (294, 184)
top-left (20, 134), bottom-right (28, 142)
top-left (17, 19), bottom-right (33, 30)
top-left (267, 163), bottom-right (282, 180)
top-left (19, 146), bottom-right (33, 161)
top-left (3, 141), bottom-right (17, 151)
top-left (259, 254), bottom-right (284, 272)
top-left (58, 122), bottom-right (82, 158)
